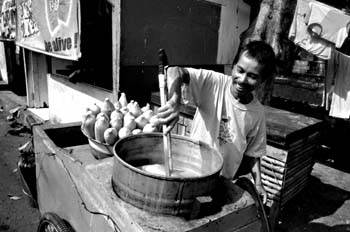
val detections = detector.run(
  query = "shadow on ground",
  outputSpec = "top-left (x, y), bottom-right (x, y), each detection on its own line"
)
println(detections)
top-left (276, 175), bottom-right (350, 232)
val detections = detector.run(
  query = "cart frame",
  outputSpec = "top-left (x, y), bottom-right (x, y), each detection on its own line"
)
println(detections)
top-left (30, 121), bottom-right (264, 232)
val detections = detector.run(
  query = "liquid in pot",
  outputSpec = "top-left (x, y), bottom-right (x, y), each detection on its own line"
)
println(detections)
top-left (138, 164), bottom-right (201, 177)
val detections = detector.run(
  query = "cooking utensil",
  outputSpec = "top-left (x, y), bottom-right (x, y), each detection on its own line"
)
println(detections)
top-left (112, 133), bottom-right (224, 216)
top-left (81, 127), bottom-right (113, 159)
top-left (158, 48), bottom-right (173, 176)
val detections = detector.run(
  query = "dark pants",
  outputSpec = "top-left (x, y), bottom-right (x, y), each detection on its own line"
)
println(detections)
top-left (234, 155), bottom-right (255, 179)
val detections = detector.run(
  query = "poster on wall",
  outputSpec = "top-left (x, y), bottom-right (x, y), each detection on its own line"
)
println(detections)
top-left (0, 0), bottom-right (16, 40)
top-left (16, 0), bottom-right (81, 60)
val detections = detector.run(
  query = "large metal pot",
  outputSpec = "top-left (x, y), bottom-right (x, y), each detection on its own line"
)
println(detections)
top-left (112, 133), bottom-right (223, 216)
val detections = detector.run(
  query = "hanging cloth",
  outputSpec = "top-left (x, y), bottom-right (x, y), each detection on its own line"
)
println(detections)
top-left (288, 0), bottom-right (334, 60)
top-left (329, 51), bottom-right (350, 119)
top-left (323, 51), bottom-right (336, 111)
top-left (307, 2), bottom-right (350, 48)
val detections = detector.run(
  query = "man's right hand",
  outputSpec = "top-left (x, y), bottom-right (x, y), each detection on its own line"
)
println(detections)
top-left (154, 98), bottom-right (180, 135)
top-left (154, 66), bottom-right (187, 134)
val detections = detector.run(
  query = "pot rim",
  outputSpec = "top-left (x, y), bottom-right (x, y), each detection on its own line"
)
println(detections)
top-left (113, 132), bottom-right (224, 180)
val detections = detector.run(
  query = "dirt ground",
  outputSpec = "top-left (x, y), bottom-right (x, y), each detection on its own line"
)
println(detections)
top-left (276, 172), bottom-right (350, 232)
top-left (1, 90), bottom-right (350, 232)
top-left (0, 92), bottom-right (40, 232)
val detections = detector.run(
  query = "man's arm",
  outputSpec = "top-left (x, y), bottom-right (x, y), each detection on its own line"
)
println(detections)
top-left (156, 66), bottom-right (190, 134)
top-left (250, 157), bottom-right (267, 204)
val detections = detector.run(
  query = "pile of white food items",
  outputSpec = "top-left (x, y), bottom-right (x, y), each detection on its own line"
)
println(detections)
top-left (81, 93), bottom-right (161, 145)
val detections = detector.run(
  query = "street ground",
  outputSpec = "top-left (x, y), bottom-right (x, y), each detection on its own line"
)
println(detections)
top-left (0, 91), bottom-right (40, 232)
top-left (276, 163), bottom-right (350, 232)
top-left (0, 90), bottom-right (350, 232)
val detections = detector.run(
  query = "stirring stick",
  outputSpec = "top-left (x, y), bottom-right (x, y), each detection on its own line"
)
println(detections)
top-left (158, 49), bottom-right (173, 176)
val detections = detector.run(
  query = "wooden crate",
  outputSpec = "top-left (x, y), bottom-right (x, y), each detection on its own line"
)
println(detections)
top-left (262, 132), bottom-right (320, 207)
top-left (263, 106), bottom-right (323, 209)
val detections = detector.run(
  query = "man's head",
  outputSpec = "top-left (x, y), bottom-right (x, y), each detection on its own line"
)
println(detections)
top-left (235, 40), bottom-right (276, 82)
top-left (231, 40), bottom-right (276, 102)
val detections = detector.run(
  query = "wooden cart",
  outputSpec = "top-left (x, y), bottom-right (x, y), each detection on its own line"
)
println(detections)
top-left (31, 121), bottom-right (267, 232)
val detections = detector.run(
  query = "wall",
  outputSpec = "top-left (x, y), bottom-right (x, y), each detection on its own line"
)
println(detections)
top-left (215, 0), bottom-right (251, 64)
top-left (120, 0), bottom-right (250, 66)
top-left (47, 74), bottom-right (117, 123)
top-left (119, 0), bottom-right (250, 105)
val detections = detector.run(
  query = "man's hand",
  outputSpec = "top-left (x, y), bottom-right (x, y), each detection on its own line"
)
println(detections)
top-left (255, 183), bottom-right (267, 205)
top-left (155, 98), bottom-right (180, 135)
top-left (249, 157), bottom-right (267, 205)
top-left (154, 66), bottom-right (187, 135)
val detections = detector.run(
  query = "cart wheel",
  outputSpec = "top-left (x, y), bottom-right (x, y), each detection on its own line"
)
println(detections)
top-left (37, 213), bottom-right (74, 232)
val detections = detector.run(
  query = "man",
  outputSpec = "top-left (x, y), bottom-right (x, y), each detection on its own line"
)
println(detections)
top-left (155, 40), bottom-right (276, 203)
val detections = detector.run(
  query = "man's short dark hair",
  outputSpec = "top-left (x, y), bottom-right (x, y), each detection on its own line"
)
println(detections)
top-left (236, 40), bottom-right (276, 82)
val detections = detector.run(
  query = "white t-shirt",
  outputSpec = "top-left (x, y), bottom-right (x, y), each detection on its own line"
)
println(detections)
top-left (184, 68), bottom-right (267, 179)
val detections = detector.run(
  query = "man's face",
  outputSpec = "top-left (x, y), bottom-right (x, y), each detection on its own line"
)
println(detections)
top-left (231, 51), bottom-right (264, 100)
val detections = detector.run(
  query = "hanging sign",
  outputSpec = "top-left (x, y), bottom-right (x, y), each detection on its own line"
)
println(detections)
top-left (16, 0), bottom-right (81, 60)
top-left (0, 0), bottom-right (16, 40)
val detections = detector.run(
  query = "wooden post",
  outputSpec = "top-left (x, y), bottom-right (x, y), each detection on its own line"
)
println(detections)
top-left (111, 0), bottom-right (121, 99)
top-left (23, 49), bottom-right (48, 108)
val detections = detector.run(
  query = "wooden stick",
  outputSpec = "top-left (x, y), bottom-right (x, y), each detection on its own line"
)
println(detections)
top-left (158, 49), bottom-right (172, 176)
top-left (159, 74), bottom-right (172, 176)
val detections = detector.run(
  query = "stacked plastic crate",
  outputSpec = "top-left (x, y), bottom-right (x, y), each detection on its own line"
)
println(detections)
top-left (262, 106), bottom-right (322, 208)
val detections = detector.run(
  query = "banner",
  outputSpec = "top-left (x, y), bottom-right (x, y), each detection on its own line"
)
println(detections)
top-left (0, 0), bottom-right (16, 40)
top-left (16, 0), bottom-right (81, 60)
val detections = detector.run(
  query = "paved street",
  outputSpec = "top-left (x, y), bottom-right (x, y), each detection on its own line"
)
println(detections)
top-left (0, 91), bottom-right (40, 232)
top-left (276, 162), bottom-right (350, 232)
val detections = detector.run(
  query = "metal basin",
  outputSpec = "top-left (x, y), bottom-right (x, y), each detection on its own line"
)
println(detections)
top-left (112, 133), bottom-right (223, 216)
top-left (81, 127), bottom-right (113, 159)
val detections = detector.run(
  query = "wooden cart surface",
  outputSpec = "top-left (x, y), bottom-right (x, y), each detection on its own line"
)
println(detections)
top-left (33, 121), bottom-right (263, 232)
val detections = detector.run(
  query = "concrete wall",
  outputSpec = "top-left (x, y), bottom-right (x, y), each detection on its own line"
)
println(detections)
top-left (120, 0), bottom-right (250, 66)
top-left (47, 74), bottom-right (117, 123)
top-left (119, 0), bottom-right (250, 105)
top-left (215, 0), bottom-right (250, 64)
